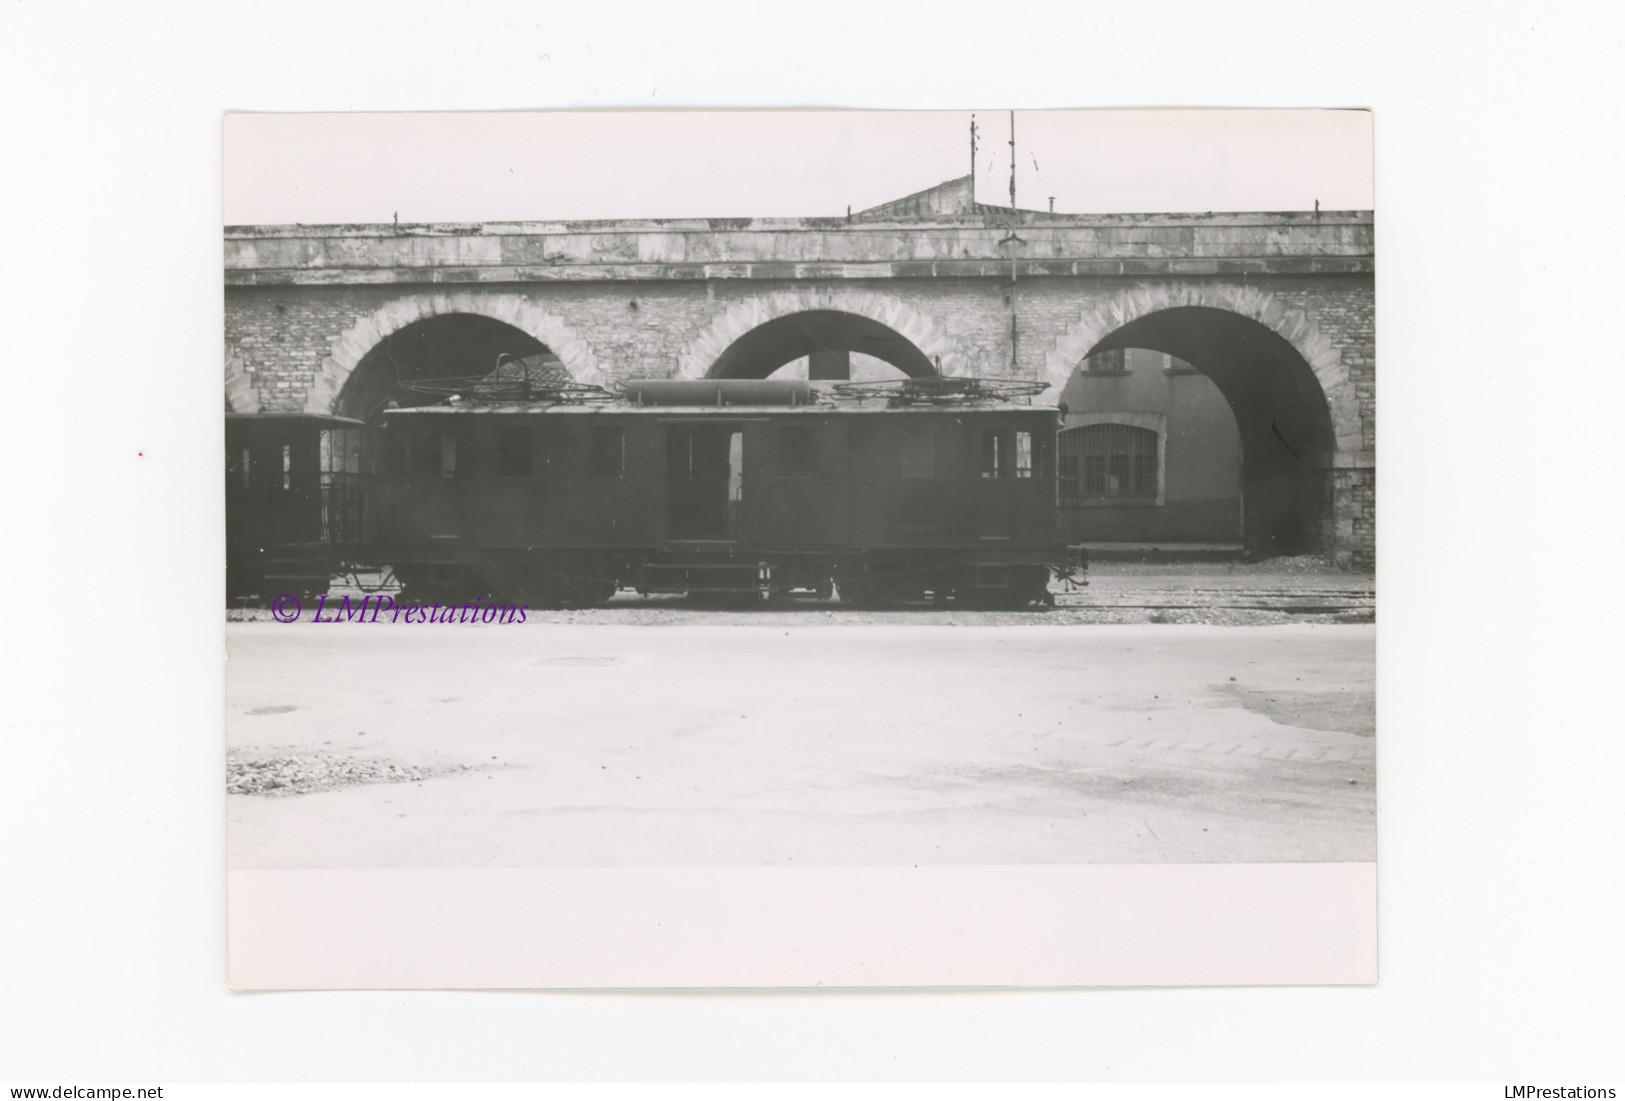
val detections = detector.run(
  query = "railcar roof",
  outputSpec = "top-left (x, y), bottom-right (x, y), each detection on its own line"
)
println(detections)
top-left (226, 412), bottom-right (367, 426)
top-left (382, 402), bottom-right (1059, 416)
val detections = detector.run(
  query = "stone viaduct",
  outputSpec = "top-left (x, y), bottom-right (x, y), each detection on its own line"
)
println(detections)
top-left (225, 191), bottom-right (1373, 566)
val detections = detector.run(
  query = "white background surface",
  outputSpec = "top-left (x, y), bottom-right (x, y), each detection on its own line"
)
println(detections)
top-left (3, 0), bottom-right (1623, 1084)
top-left (223, 108), bottom-right (1374, 222)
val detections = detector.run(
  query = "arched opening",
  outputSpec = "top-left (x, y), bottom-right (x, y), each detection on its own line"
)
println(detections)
top-left (1057, 350), bottom-right (1244, 548)
top-left (1072, 308), bottom-right (1336, 558)
top-left (705, 310), bottom-right (938, 380)
top-left (334, 313), bottom-right (557, 422)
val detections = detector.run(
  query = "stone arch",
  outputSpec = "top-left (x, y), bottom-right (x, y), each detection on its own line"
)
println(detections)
top-left (676, 288), bottom-right (963, 380)
top-left (1043, 282), bottom-right (1362, 455)
top-left (224, 340), bottom-right (259, 413)
top-left (304, 292), bottom-right (604, 415)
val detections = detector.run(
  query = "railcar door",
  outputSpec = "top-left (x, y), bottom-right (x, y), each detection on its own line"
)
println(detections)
top-left (972, 421), bottom-right (1015, 538)
top-left (318, 426), bottom-right (367, 546)
top-left (971, 418), bottom-right (1050, 544)
top-left (381, 417), bottom-right (474, 545)
top-left (666, 425), bottom-right (742, 540)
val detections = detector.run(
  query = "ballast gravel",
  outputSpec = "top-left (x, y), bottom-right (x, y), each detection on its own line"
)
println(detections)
top-left (226, 751), bottom-right (477, 797)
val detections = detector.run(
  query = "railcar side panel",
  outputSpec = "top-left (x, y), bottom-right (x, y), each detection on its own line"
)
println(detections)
top-left (361, 390), bottom-right (1071, 607)
top-left (741, 416), bottom-right (848, 550)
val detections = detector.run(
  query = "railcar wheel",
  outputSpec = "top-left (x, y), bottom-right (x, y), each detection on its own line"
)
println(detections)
top-left (560, 576), bottom-right (618, 609)
top-left (521, 575), bottom-right (568, 610)
top-left (1012, 566), bottom-right (1053, 609)
top-left (838, 578), bottom-right (891, 609)
top-left (395, 565), bottom-right (485, 606)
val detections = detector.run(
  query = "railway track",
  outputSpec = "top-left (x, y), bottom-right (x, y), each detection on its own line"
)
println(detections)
top-left (224, 568), bottom-right (1375, 625)
top-left (1054, 586), bottom-right (1375, 615)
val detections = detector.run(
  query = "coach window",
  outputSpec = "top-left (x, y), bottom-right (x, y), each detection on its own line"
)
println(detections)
top-left (779, 424), bottom-right (812, 477)
top-left (438, 431), bottom-right (458, 478)
top-left (416, 431), bottom-right (442, 477)
top-left (380, 431), bottom-right (406, 476)
top-left (498, 425), bottom-right (532, 477)
top-left (592, 426), bottom-right (625, 477)
top-left (980, 429), bottom-right (1007, 479)
top-left (319, 428), bottom-right (362, 479)
top-left (1015, 431), bottom-right (1034, 478)
top-left (238, 448), bottom-right (251, 491)
top-left (901, 425), bottom-right (934, 478)
top-left (281, 444), bottom-right (292, 491)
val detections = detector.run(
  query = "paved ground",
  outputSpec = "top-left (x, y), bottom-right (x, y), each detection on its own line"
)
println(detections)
top-left (226, 621), bottom-right (1375, 868)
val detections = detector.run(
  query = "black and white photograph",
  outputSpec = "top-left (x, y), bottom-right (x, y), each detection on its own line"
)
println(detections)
top-left (222, 108), bottom-right (1375, 989)
top-left (9, 0), bottom-right (1625, 1087)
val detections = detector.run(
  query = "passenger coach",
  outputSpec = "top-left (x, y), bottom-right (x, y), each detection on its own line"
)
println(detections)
top-left (225, 412), bottom-right (369, 601)
top-left (367, 376), bottom-right (1074, 608)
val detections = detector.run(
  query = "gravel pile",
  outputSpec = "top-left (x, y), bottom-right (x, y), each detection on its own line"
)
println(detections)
top-left (226, 751), bottom-right (474, 797)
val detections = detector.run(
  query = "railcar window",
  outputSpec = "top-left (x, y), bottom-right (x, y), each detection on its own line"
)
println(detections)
top-left (980, 430), bottom-right (1007, 479)
top-left (901, 426), bottom-right (934, 478)
top-left (319, 429), bottom-right (364, 476)
top-left (409, 430), bottom-right (437, 476)
top-left (779, 425), bottom-right (812, 477)
top-left (239, 448), bottom-right (251, 491)
top-left (380, 431), bottom-right (406, 476)
top-left (498, 426), bottom-right (532, 477)
top-left (281, 445), bottom-right (291, 491)
top-left (592, 426), bottom-right (625, 477)
top-left (727, 430), bottom-right (744, 530)
top-left (1015, 431), bottom-right (1033, 478)
top-left (438, 432), bottom-right (458, 478)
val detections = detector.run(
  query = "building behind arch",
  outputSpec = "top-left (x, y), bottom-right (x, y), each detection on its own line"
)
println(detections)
top-left (1058, 348), bottom-right (1244, 551)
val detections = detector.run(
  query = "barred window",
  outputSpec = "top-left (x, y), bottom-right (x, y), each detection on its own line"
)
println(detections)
top-left (1059, 423), bottom-right (1159, 501)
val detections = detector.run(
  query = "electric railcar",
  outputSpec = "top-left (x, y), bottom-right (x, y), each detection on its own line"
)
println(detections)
top-left (226, 375), bottom-right (1083, 608)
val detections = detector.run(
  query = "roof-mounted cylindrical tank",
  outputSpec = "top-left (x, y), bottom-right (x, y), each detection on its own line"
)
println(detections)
top-left (619, 378), bottom-right (815, 407)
